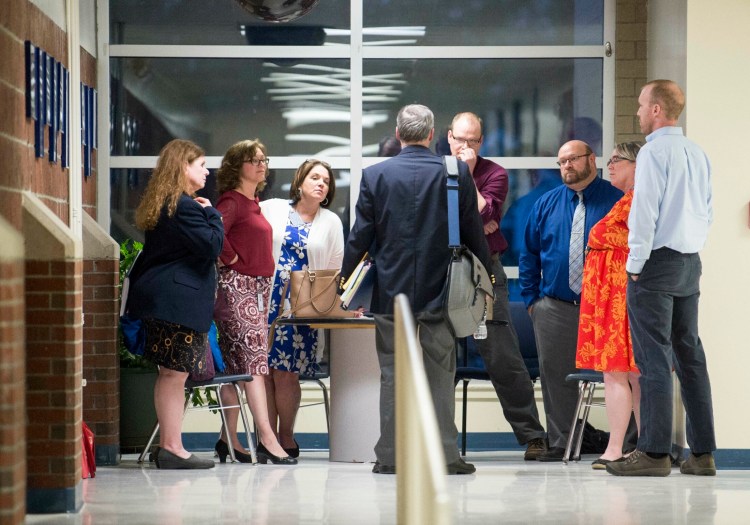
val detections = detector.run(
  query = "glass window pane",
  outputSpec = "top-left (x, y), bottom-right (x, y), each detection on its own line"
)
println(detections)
top-left (497, 168), bottom-right (563, 301)
top-left (363, 59), bottom-right (604, 157)
top-left (110, 0), bottom-right (349, 45)
top-left (110, 58), bottom-right (351, 157)
top-left (260, 168), bottom-right (351, 237)
top-left (363, 0), bottom-right (604, 46)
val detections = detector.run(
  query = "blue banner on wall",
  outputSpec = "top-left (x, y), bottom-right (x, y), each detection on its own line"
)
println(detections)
top-left (25, 41), bottom-right (97, 178)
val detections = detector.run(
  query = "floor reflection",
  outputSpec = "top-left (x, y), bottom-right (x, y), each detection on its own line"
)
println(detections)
top-left (26, 452), bottom-right (746, 525)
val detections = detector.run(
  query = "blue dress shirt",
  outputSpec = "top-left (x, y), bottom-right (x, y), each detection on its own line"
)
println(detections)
top-left (627, 126), bottom-right (713, 274)
top-left (519, 176), bottom-right (623, 308)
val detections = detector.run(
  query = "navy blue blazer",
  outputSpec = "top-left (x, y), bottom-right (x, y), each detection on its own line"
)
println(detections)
top-left (342, 145), bottom-right (491, 315)
top-left (129, 194), bottom-right (224, 332)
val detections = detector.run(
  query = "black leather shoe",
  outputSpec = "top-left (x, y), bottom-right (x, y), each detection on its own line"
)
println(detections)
top-left (215, 439), bottom-right (253, 464)
top-left (155, 448), bottom-right (215, 470)
top-left (256, 442), bottom-right (297, 465)
top-left (537, 447), bottom-right (566, 462)
top-left (283, 439), bottom-right (300, 459)
top-left (446, 457), bottom-right (476, 475)
top-left (372, 461), bottom-right (396, 474)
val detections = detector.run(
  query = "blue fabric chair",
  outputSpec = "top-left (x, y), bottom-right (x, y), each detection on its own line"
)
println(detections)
top-left (509, 302), bottom-right (539, 381)
top-left (454, 302), bottom-right (540, 455)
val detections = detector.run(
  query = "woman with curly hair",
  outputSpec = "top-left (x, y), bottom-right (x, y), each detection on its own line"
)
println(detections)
top-left (214, 139), bottom-right (296, 465)
top-left (128, 139), bottom-right (223, 469)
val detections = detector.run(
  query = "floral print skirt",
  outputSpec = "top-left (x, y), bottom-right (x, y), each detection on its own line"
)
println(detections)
top-left (215, 267), bottom-right (272, 376)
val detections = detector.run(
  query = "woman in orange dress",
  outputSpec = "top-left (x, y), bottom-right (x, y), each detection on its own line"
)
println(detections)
top-left (576, 141), bottom-right (643, 469)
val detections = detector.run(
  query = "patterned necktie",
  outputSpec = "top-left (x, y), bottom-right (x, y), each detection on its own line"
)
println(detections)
top-left (568, 191), bottom-right (586, 295)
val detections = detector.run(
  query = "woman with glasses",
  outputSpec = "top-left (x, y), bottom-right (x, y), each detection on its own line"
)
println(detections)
top-left (575, 141), bottom-right (644, 470)
top-left (214, 139), bottom-right (296, 465)
top-left (261, 159), bottom-right (345, 459)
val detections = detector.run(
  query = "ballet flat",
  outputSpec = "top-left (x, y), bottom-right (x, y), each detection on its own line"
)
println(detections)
top-left (155, 448), bottom-right (214, 469)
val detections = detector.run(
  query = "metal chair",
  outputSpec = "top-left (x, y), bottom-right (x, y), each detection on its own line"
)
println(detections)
top-left (562, 370), bottom-right (605, 464)
top-left (299, 360), bottom-right (331, 432)
top-left (138, 373), bottom-right (257, 464)
top-left (454, 334), bottom-right (493, 456)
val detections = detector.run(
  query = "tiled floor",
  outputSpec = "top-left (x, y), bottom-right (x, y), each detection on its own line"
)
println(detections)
top-left (26, 451), bottom-right (748, 524)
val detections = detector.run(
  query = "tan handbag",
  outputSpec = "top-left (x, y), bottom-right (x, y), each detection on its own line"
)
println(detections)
top-left (267, 269), bottom-right (355, 351)
top-left (288, 269), bottom-right (350, 317)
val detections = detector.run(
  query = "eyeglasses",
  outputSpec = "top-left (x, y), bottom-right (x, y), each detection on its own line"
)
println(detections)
top-left (556, 153), bottom-right (590, 167)
top-left (245, 158), bottom-right (270, 166)
top-left (606, 155), bottom-right (632, 167)
top-left (450, 134), bottom-right (481, 147)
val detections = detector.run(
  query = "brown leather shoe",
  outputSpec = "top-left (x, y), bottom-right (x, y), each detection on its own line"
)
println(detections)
top-left (524, 438), bottom-right (546, 461)
top-left (680, 453), bottom-right (716, 476)
top-left (606, 450), bottom-right (670, 477)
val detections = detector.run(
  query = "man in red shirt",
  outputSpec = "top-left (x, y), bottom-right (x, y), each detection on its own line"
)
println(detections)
top-left (448, 112), bottom-right (547, 460)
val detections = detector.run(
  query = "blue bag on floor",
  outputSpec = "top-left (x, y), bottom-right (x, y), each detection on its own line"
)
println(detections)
top-left (120, 315), bottom-right (146, 356)
top-left (208, 322), bottom-right (224, 372)
top-left (119, 249), bottom-right (145, 356)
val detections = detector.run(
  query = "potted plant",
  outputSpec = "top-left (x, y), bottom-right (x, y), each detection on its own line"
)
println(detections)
top-left (118, 239), bottom-right (159, 453)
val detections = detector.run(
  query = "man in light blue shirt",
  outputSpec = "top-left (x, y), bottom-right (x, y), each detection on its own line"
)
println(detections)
top-left (607, 80), bottom-right (716, 477)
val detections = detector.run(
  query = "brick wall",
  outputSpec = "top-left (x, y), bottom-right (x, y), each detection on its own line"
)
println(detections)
top-left (1, 0), bottom-right (103, 518)
top-left (0, 0), bottom-right (98, 229)
top-left (25, 259), bottom-right (82, 511)
top-left (0, 250), bottom-right (26, 525)
top-left (615, 0), bottom-right (649, 143)
top-left (82, 255), bottom-right (120, 466)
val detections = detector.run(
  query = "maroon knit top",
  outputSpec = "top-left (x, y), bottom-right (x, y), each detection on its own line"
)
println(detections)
top-left (216, 190), bottom-right (274, 277)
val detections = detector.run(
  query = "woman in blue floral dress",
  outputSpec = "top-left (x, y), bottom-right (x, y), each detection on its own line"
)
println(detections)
top-left (261, 159), bottom-right (345, 458)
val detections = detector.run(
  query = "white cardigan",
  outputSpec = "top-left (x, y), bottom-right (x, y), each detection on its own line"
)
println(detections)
top-left (259, 198), bottom-right (344, 292)
top-left (260, 198), bottom-right (345, 355)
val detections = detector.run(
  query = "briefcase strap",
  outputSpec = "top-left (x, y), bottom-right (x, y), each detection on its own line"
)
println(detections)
top-left (444, 155), bottom-right (461, 249)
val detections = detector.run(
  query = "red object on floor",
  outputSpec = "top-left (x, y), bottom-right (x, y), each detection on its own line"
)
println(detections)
top-left (82, 421), bottom-right (96, 479)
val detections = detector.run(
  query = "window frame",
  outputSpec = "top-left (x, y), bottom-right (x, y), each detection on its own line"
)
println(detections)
top-left (98, 0), bottom-right (616, 278)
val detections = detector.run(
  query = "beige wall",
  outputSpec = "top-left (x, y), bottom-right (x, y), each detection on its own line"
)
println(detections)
top-left (687, 0), bottom-right (750, 450)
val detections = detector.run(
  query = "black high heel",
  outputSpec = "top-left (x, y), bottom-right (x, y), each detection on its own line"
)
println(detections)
top-left (257, 442), bottom-right (297, 465)
top-left (283, 439), bottom-right (300, 459)
top-left (215, 439), bottom-right (253, 464)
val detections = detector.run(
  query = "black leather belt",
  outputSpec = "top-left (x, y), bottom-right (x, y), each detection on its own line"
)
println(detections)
top-left (549, 296), bottom-right (580, 306)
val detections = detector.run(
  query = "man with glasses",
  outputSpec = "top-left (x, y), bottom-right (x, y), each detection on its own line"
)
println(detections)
top-left (519, 140), bottom-right (622, 461)
top-left (448, 112), bottom-right (547, 461)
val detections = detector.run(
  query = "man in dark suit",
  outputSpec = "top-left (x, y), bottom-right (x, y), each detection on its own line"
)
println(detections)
top-left (342, 104), bottom-right (492, 475)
